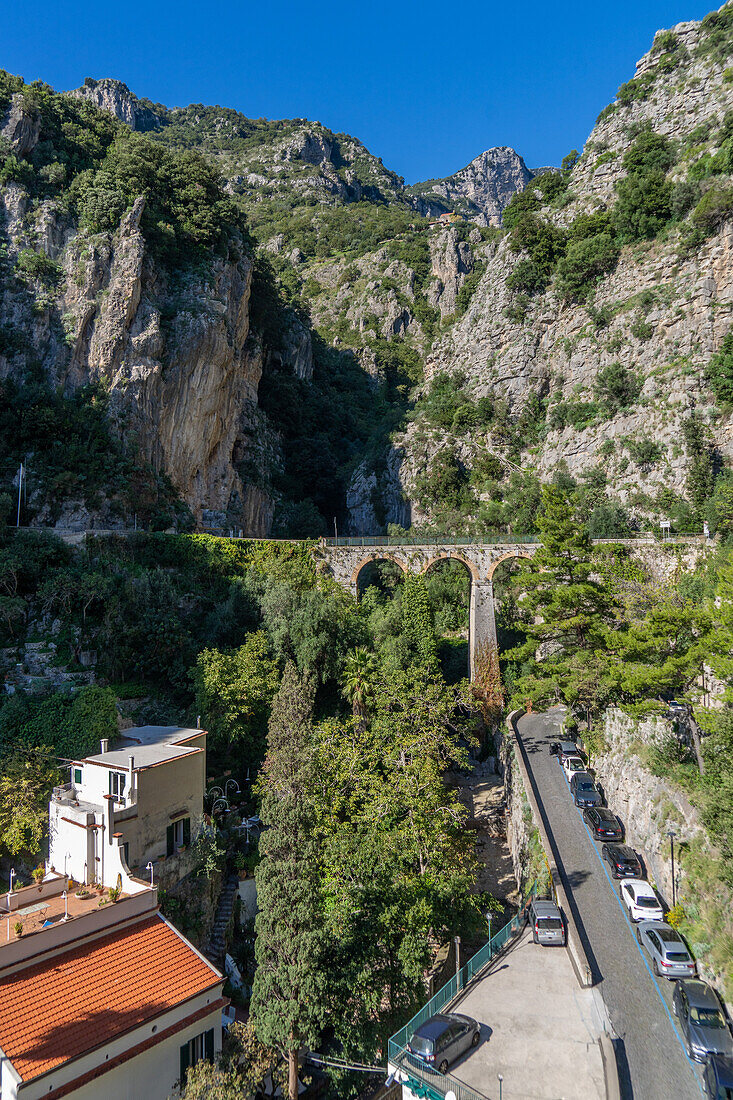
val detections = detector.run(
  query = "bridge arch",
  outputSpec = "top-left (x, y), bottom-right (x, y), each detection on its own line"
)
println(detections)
top-left (420, 552), bottom-right (480, 583)
top-left (350, 553), bottom-right (409, 594)
top-left (486, 550), bottom-right (532, 581)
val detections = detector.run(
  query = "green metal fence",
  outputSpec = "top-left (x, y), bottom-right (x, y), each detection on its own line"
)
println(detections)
top-left (388, 885), bottom-right (537, 1098)
top-left (323, 535), bottom-right (540, 548)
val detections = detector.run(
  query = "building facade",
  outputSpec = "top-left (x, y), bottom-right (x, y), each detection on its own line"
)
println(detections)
top-left (49, 726), bottom-right (207, 889)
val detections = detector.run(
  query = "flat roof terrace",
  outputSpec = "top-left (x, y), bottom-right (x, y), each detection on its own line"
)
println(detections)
top-left (0, 884), bottom-right (128, 945)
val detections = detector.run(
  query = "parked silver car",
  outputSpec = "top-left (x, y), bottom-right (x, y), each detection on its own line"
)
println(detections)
top-left (529, 898), bottom-right (566, 946)
top-left (636, 920), bottom-right (696, 980)
top-left (406, 1012), bottom-right (481, 1074)
top-left (672, 980), bottom-right (733, 1062)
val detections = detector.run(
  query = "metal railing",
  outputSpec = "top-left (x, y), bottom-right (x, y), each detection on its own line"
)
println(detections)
top-left (388, 885), bottom-right (537, 1098)
top-left (394, 1050), bottom-right (492, 1100)
top-left (322, 535), bottom-right (540, 548)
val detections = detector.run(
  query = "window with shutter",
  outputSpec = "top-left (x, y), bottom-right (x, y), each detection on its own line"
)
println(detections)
top-left (180, 1041), bottom-right (190, 1083)
top-left (183, 817), bottom-right (191, 847)
top-left (205, 1027), bottom-right (214, 1061)
top-left (166, 824), bottom-right (175, 858)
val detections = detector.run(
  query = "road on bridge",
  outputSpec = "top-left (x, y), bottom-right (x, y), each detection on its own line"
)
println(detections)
top-left (516, 709), bottom-right (703, 1100)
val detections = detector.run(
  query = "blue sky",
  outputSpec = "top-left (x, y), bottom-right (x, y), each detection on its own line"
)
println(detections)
top-left (2, 0), bottom-right (717, 183)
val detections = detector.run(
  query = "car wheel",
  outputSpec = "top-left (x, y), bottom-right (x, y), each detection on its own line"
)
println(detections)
top-left (439, 1060), bottom-right (449, 1074)
top-left (471, 1031), bottom-right (480, 1048)
top-left (653, 959), bottom-right (660, 977)
top-left (636, 929), bottom-right (642, 945)
top-left (533, 931), bottom-right (538, 943)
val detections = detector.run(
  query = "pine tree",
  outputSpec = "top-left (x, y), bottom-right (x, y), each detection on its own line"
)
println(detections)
top-left (506, 486), bottom-right (616, 711)
top-left (250, 663), bottom-right (327, 1100)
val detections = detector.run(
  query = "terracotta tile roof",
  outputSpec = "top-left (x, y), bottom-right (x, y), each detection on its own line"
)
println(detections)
top-left (42, 998), bottom-right (228, 1100)
top-left (0, 913), bottom-right (222, 1082)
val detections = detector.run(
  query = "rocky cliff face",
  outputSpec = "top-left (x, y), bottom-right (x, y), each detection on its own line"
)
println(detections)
top-left (359, 5), bottom-right (733, 535)
top-left (71, 78), bottom-right (161, 131)
top-left (408, 147), bottom-right (533, 225)
top-left (0, 81), bottom-right (276, 533)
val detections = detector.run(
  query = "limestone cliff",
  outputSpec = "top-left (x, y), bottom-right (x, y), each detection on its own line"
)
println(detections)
top-left (408, 147), bottom-right (533, 225)
top-left (0, 78), bottom-right (271, 533)
top-left (360, 4), bottom-right (733, 535)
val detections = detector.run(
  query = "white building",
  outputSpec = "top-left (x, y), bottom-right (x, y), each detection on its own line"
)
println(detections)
top-left (49, 726), bottom-right (207, 889)
top-left (0, 878), bottom-right (226, 1100)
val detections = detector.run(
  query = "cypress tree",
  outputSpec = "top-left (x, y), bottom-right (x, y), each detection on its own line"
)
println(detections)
top-left (250, 663), bottom-right (327, 1100)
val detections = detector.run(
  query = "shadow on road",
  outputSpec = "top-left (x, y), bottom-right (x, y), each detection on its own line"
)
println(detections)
top-left (565, 868), bottom-right (593, 889)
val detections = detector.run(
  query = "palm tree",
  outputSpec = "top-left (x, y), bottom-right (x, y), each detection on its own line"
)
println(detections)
top-left (340, 647), bottom-right (378, 726)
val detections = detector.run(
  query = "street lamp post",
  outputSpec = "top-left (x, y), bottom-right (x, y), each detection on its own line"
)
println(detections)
top-left (145, 862), bottom-right (154, 888)
top-left (667, 828), bottom-right (677, 908)
top-left (498, 1073), bottom-right (504, 1100)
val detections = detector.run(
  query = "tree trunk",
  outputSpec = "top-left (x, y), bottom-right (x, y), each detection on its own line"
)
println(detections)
top-left (685, 707), bottom-right (706, 777)
top-left (288, 1047), bottom-right (299, 1100)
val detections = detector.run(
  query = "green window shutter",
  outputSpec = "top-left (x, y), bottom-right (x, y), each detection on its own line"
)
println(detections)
top-left (180, 1041), bottom-right (190, 1082)
top-left (183, 817), bottom-right (191, 847)
top-left (166, 824), bottom-right (174, 858)
top-left (205, 1027), bottom-right (214, 1061)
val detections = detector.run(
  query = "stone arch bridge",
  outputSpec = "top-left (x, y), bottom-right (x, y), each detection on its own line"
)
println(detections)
top-left (313, 536), bottom-right (711, 681)
top-left (314, 539), bottom-right (538, 680)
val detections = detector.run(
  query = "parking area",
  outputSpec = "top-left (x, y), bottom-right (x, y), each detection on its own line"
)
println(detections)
top-left (448, 926), bottom-right (606, 1100)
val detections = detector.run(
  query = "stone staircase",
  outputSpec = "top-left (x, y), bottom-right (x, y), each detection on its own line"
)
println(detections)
top-left (204, 873), bottom-right (239, 967)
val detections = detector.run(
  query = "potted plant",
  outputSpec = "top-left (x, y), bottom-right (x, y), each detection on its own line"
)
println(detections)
top-left (32, 866), bottom-right (44, 887)
top-left (108, 885), bottom-right (121, 903)
top-left (14, 921), bottom-right (23, 938)
top-left (235, 852), bottom-right (247, 879)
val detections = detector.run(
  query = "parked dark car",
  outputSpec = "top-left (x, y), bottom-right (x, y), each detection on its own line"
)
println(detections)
top-left (702, 1053), bottom-right (733, 1097)
top-left (637, 921), bottom-right (697, 980)
top-left (550, 740), bottom-right (578, 760)
top-left (570, 772), bottom-right (601, 808)
top-left (583, 806), bottom-right (623, 841)
top-left (673, 980), bottom-right (733, 1062)
top-left (601, 843), bottom-right (643, 879)
top-left (407, 1013), bottom-right (481, 1073)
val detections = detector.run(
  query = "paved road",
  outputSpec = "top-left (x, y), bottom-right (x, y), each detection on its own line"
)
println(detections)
top-left (517, 708), bottom-right (703, 1100)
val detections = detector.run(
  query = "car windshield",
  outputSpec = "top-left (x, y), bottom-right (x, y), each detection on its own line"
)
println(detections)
top-left (538, 918), bottom-right (562, 929)
top-left (409, 1035), bottom-right (434, 1054)
top-left (658, 929), bottom-right (682, 943)
top-left (569, 760), bottom-right (583, 769)
top-left (691, 1007), bottom-right (726, 1028)
top-left (578, 782), bottom-right (595, 790)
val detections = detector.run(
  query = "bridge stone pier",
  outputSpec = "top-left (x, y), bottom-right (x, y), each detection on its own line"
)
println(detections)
top-left (313, 541), bottom-right (538, 681)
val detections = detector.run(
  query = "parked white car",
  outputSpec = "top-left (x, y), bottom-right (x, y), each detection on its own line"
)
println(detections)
top-left (563, 755), bottom-right (586, 779)
top-left (620, 879), bottom-right (663, 922)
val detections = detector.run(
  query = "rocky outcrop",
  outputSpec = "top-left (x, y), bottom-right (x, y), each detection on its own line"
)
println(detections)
top-left (71, 78), bottom-right (161, 131)
top-left (409, 147), bottom-right (532, 225)
top-left (0, 177), bottom-right (271, 532)
top-left (1, 93), bottom-right (40, 157)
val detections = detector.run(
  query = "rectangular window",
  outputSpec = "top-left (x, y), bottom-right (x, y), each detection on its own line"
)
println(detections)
top-left (180, 1028), bottom-right (214, 1082)
top-left (73, 767), bottom-right (82, 786)
top-left (110, 772), bottom-right (126, 800)
top-left (167, 817), bottom-right (191, 856)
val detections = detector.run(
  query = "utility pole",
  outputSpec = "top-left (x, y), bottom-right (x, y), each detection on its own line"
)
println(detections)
top-left (16, 462), bottom-right (23, 527)
top-left (333, 516), bottom-right (338, 542)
